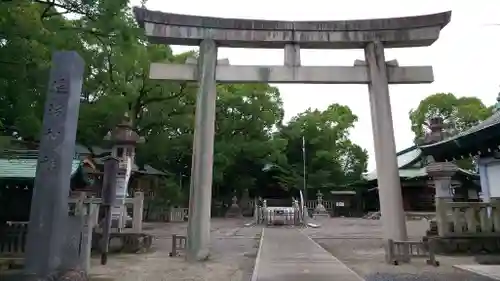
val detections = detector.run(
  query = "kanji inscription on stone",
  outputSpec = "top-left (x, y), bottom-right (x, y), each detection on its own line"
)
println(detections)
top-left (24, 51), bottom-right (84, 277)
top-left (48, 103), bottom-right (64, 117)
top-left (61, 215), bottom-right (85, 269)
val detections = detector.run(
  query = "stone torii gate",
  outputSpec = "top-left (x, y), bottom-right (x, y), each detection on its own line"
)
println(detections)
top-left (134, 8), bottom-right (451, 261)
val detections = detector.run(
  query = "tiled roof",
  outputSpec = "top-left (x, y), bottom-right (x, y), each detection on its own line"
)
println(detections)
top-left (421, 110), bottom-right (500, 149)
top-left (0, 156), bottom-right (81, 179)
top-left (363, 146), bottom-right (422, 181)
top-left (419, 110), bottom-right (500, 161)
top-left (135, 164), bottom-right (167, 175)
top-left (363, 145), bottom-right (476, 182)
top-left (76, 145), bottom-right (166, 176)
top-left (92, 156), bottom-right (166, 176)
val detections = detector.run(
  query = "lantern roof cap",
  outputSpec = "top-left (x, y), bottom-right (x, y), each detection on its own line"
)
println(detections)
top-left (104, 113), bottom-right (144, 145)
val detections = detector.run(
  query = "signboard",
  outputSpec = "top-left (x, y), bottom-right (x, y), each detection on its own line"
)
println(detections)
top-left (115, 156), bottom-right (132, 200)
top-left (115, 177), bottom-right (127, 199)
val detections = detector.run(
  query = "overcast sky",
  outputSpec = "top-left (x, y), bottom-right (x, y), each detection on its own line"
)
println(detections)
top-left (133, 0), bottom-right (500, 170)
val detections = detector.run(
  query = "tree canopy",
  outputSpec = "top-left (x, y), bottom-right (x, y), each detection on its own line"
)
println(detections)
top-left (0, 0), bottom-right (368, 206)
top-left (409, 92), bottom-right (495, 170)
top-left (275, 105), bottom-right (367, 193)
top-left (409, 92), bottom-right (493, 142)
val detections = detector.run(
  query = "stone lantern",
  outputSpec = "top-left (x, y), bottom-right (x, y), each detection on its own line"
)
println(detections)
top-left (422, 117), bottom-right (449, 145)
top-left (104, 113), bottom-right (144, 229)
top-left (313, 191), bottom-right (329, 218)
top-left (423, 116), bottom-right (457, 236)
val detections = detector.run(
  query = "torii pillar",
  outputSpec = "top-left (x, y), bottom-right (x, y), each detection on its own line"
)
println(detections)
top-left (133, 8), bottom-right (451, 261)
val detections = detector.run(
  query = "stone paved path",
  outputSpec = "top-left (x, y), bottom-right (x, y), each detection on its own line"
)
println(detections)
top-left (252, 227), bottom-right (363, 281)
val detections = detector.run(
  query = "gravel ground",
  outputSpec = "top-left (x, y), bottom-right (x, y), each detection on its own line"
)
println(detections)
top-left (312, 218), bottom-right (498, 281)
top-left (4, 217), bottom-right (495, 281)
top-left (89, 219), bottom-right (261, 281)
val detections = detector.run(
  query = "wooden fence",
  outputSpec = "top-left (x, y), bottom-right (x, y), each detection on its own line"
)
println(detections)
top-left (144, 199), bottom-right (338, 222)
top-left (0, 222), bottom-right (28, 257)
top-left (305, 200), bottom-right (334, 211)
top-left (0, 192), bottom-right (104, 260)
top-left (144, 207), bottom-right (189, 222)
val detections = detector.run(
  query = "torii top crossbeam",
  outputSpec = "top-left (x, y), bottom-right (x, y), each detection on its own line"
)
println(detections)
top-left (133, 8), bottom-right (451, 49)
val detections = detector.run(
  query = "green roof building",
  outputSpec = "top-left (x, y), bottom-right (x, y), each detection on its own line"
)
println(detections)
top-left (362, 143), bottom-right (479, 211)
top-left (0, 152), bottom-right (82, 179)
top-left (0, 150), bottom-right (88, 222)
top-left (0, 145), bottom-right (167, 223)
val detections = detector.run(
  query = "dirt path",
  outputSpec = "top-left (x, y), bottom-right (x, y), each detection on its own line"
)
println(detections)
top-left (312, 218), bottom-right (496, 281)
top-left (90, 219), bottom-right (261, 281)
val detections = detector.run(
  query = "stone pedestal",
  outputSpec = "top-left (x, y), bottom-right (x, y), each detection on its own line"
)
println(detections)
top-left (314, 204), bottom-right (328, 214)
top-left (426, 162), bottom-right (457, 237)
top-left (225, 196), bottom-right (243, 218)
top-left (312, 213), bottom-right (329, 220)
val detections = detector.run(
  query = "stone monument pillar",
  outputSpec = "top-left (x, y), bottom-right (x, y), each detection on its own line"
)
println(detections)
top-left (240, 188), bottom-right (252, 216)
top-left (24, 51), bottom-right (84, 277)
top-left (104, 114), bottom-right (144, 231)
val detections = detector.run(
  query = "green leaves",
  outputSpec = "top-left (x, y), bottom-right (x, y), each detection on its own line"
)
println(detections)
top-left (408, 92), bottom-right (494, 170)
top-left (409, 92), bottom-right (493, 142)
top-left (275, 104), bottom-right (368, 191)
top-left (0, 0), bottom-right (82, 139)
top-left (0, 0), bottom-right (368, 205)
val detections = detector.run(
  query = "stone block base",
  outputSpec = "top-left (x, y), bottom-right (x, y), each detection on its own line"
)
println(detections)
top-left (313, 213), bottom-right (330, 219)
top-left (225, 205), bottom-right (243, 218)
top-left (92, 232), bottom-right (154, 254)
top-left (425, 236), bottom-right (500, 255)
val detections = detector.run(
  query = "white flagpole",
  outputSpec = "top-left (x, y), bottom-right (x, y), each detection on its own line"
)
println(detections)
top-left (302, 136), bottom-right (307, 201)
